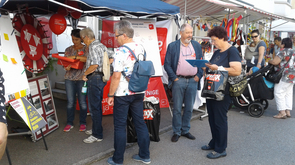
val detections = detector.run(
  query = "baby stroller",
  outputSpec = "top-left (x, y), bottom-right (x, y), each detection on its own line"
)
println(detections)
top-left (232, 65), bottom-right (274, 117)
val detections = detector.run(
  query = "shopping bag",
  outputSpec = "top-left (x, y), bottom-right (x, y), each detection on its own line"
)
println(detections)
top-left (201, 70), bottom-right (229, 101)
top-left (127, 97), bottom-right (160, 143)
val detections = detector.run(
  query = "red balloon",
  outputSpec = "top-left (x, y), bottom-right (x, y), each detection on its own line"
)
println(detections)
top-left (57, 6), bottom-right (68, 16)
top-left (49, 14), bottom-right (67, 35)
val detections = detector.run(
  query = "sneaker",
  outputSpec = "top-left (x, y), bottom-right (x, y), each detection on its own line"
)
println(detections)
top-left (83, 135), bottom-right (102, 143)
top-left (85, 129), bottom-right (92, 135)
top-left (79, 124), bottom-right (86, 132)
top-left (63, 125), bottom-right (73, 132)
top-left (132, 154), bottom-right (151, 164)
top-left (107, 157), bottom-right (123, 165)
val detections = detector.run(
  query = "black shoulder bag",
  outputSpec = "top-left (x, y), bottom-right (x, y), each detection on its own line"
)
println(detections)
top-left (266, 52), bottom-right (292, 84)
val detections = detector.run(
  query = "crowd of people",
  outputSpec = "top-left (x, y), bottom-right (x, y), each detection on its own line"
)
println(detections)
top-left (1, 19), bottom-right (294, 164)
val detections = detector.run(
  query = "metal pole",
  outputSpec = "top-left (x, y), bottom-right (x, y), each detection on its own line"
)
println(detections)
top-left (184, 0), bottom-right (187, 21)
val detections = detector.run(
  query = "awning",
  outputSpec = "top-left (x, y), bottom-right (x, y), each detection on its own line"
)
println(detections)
top-left (0, 0), bottom-right (180, 17)
top-left (270, 19), bottom-right (295, 32)
top-left (163, 0), bottom-right (242, 17)
top-left (163, 0), bottom-right (295, 23)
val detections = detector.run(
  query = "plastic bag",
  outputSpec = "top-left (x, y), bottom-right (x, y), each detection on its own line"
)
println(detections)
top-left (201, 70), bottom-right (229, 101)
top-left (127, 97), bottom-right (161, 142)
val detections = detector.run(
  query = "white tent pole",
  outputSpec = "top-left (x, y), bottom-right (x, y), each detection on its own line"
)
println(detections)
top-left (184, 0), bottom-right (187, 21)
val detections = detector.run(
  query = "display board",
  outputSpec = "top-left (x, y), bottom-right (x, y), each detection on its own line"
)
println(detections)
top-left (10, 97), bottom-right (47, 134)
top-left (27, 75), bottom-right (58, 141)
top-left (123, 18), bottom-right (163, 76)
top-left (0, 14), bottom-right (30, 102)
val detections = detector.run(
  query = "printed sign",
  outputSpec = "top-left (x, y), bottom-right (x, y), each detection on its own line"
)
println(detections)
top-left (10, 97), bottom-right (47, 134)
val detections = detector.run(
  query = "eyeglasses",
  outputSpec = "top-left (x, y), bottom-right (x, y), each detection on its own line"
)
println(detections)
top-left (251, 35), bottom-right (259, 38)
top-left (181, 46), bottom-right (193, 56)
top-left (115, 34), bottom-right (123, 38)
top-left (81, 36), bottom-right (86, 41)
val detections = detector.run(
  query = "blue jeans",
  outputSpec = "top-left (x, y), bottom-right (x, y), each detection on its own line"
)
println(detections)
top-left (65, 79), bottom-right (87, 126)
top-left (206, 94), bottom-right (231, 153)
top-left (112, 94), bottom-right (150, 164)
top-left (172, 77), bottom-right (198, 135)
top-left (87, 74), bottom-right (106, 139)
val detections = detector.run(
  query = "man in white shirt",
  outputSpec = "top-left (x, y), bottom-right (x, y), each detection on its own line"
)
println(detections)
top-left (107, 20), bottom-right (151, 165)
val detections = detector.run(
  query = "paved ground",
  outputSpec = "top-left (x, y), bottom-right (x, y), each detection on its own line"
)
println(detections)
top-left (1, 88), bottom-right (295, 165)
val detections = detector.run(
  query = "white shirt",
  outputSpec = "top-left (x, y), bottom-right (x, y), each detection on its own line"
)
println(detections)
top-left (113, 42), bottom-right (145, 96)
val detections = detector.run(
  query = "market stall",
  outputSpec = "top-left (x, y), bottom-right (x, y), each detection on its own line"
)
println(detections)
top-left (0, 0), bottom-right (180, 147)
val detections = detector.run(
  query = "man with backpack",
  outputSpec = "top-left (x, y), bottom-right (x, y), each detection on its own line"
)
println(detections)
top-left (107, 20), bottom-right (151, 165)
top-left (164, 23), bottom-right (203, 142)
top-left (80, 28), bottom-right (113, 143)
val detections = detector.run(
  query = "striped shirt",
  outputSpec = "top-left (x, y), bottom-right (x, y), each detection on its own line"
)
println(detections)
top-left (85, 40), bottom-right (114, 72)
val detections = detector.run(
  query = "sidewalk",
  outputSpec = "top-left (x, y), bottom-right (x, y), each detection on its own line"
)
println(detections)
top-left (0, 98), bottom-right (200, 165)
top-left (92, 95), bottom-right (295, 165)
top-left (1, 92), bottom-right (295, 165)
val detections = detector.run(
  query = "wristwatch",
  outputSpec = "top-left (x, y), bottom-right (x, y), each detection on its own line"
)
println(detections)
top-left (108, 94), bottom-right (114, 97)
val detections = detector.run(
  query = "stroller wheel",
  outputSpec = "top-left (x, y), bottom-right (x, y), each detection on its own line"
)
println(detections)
top-left (247, 103), bottom-right (264, 117)
top-left (259, 99), bottom-right (268, 110)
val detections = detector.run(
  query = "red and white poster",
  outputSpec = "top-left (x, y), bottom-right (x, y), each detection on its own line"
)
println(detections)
top-left (101, 77), bottom-right (169, 115)
top-left (156, 20), bottom-right (173, 65)
top-left (101, 20), bottom-right (119, 48)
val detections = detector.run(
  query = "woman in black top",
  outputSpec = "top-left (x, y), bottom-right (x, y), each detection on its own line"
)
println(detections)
top-left (202, 26), bottom-right (242, 159)
top-left (0, 69), bottom-right (8, 159)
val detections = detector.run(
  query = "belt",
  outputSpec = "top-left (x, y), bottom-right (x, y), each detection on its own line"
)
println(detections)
top-left (87, 72), bottom-right (103, 77)
top-left (177, 75), bottom-right (195, 79)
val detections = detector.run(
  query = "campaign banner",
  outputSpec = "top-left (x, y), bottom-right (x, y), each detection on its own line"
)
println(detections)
top-left (10, 97), bottom-right (47, 134)
top-left (100, 77), bottom-right (169, 115)
top-left (156, 20), bottom-right (172, 66)
top-left (101, 20), bottom-right (119, 48)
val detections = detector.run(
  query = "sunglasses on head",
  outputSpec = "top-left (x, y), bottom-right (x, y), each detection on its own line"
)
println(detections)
top-left (251, 35), bottom-right (258, 38)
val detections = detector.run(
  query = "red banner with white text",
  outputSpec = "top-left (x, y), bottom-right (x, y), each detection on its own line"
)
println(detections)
top-left (101, 20), bottom-right (119, 48)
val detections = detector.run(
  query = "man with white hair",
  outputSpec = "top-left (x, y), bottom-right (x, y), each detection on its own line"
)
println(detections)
top-left (164, 23), bottom-right (203, 142)
top-left (80, 28), bottom-right (113, 143)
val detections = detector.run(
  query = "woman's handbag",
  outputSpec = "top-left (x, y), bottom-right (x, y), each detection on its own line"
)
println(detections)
top-left (266, 52), bottom-right (292, 83)
top-left (229, 77), bottom-right (248, 97)
top-left (201, 70), bottom-right (229, 101)
top-left (228, 67), bottom-right (247, 97)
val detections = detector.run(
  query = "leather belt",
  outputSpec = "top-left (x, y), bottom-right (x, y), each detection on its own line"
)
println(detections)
top-left (177, 75), bottom-right (195, 79)
top-left (87, 72), bottom-right (103, 77)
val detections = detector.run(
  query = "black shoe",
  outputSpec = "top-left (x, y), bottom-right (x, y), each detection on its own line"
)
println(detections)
top-left (201, 145), bottom-right (214, 150)
top-left (206, 151), bottom-right (227, 159)
top-left (171, 134), bottom-right (180, 142)
top-left (181, 132), bottom-right (196, 140)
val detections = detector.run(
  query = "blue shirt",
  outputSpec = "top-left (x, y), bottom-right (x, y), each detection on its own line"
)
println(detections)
top-left (255, 41), bottom-right (267, 56)
top-left (208, 46), bottom-right (241, 94)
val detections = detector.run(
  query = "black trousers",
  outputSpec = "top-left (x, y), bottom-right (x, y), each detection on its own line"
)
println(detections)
top-left (206, 94), bottom-right (231, 153)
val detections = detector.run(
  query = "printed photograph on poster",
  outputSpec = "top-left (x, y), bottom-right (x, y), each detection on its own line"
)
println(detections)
top-left (29, 81), bottom-right (39, 96)
top-left (47, 114), bottom-right (57, 129)
top-left (28, 96), bottom-right (43, 115)
top-left (43, 99), bottom-right (53, 115)
top-left (8, 93), bottom-right (15, 100)
top-left (38, 78), bottom-right (50, 99)
top-left (36, 127), bottom-right (46, 135)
